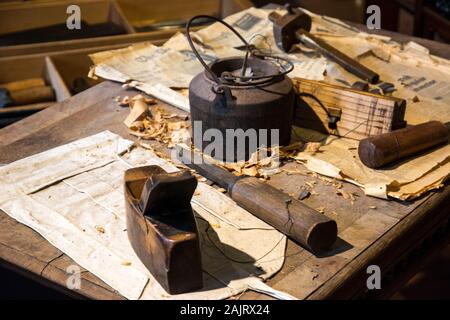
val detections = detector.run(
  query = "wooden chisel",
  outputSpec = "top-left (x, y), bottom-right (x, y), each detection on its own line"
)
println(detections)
top-left (176, 146), bottom-right (338, 253)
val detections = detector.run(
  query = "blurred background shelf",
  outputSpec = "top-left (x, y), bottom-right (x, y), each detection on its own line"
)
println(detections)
top-left (0, 0), bottom-right (252, 127)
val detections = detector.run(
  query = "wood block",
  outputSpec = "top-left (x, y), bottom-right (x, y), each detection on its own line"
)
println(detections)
top-left (293, 78), bottom-right (407, 140)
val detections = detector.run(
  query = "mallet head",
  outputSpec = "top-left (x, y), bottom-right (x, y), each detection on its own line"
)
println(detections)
top-left (269, 6), bottom-right (312, 52)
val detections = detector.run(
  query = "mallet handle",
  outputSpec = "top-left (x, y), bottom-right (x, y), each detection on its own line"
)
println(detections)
top-left (231, 177), bottom-right (338, 252)
top-left (297, 29), bottom-right (380, 84)
top-left (358, 121), bottom-right (450, 168)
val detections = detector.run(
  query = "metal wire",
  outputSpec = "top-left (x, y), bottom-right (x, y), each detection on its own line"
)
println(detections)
top-left (185, 15), bottom-right (294, 88)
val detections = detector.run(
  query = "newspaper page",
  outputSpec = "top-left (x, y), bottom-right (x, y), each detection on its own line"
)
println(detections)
top-left (90, 7), bottom-right (328, 98)
top-left (0, 131), bottom-right (288, 300)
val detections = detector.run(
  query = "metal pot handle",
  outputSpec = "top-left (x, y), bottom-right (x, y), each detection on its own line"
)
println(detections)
top-left (185, 15), bottom-right (251, 90)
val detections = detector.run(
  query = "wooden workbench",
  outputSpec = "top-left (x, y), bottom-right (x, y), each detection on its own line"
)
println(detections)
top-left (0, 37), bottom-right (449, 300)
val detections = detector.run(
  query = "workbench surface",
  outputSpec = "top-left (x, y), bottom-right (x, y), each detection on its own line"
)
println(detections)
top-left (0, 34), bottom-right (449, 300)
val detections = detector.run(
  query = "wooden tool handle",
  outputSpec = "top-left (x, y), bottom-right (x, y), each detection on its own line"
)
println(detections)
top-left (358, 121), bottom-right (449, 169)
top-left (298, 30), bottom-right (379, 84)
top-left (9, 86), bottom-right (55, 106)
top-left (231, 177), bottom-right (338, 252)
top-left (0, 78), bottom-right (46, 92)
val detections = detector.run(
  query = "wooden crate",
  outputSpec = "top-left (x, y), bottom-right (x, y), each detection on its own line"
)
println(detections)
top-left (0, 0), bottom-right (253, 127)
top-left (0, 0), bottom-right (252, 57)
top-left (117, 0), bottom-right (221, 28)
top-left (0, 55), bottom-right (69, 127)
top-left (0, 35), bottom-right (170, 127)
top-left (0, 0), bottom-right (134, 36)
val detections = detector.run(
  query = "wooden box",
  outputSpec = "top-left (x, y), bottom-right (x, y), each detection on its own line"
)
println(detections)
top-left (0, 0), bottom-right (252, 127)
top-left (0, 0), bottom-right (134, 44)
top-left (0, 55), bottom-right (69, 127)
top-left (0, 0), bottom-right (252, 58)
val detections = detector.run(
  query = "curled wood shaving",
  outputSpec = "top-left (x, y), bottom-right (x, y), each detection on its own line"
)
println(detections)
top-left (132, 94), bottom-right (157, 105)
top-left (124, 98), bottom-right (149, 127)
top-left (129, 121), bottom-right (144, 132)
top-left (216, 147), bottom-right (281, 178)
top-left (124, 96), bottom-right (191, 148)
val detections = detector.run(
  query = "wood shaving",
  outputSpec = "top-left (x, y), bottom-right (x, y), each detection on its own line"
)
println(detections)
top-left (124, 98), bottom-right (149, 127)
top-left (95, 226), bottom-right (105, 234)
top-left (121, 81), bottom-right (139, 90)
top-left (217, 147), bottom-right (281, 178)
top-left (121, 261), bottom-right (132, 266)
top-left (119, 96), bottom-right (130, 107)
top-left (333, 180), bottom-right (343, 189)
top-left (282, 169), bottom-right (304, 176)
top-left (242, 166), bottom-right (259, 177)
top-left (305, 181), bottom-right (315, 189)
top-left (303, 142), bottom-right (321, 154)
top-left (129, 121), bottom-right (144, 132)
top-left (131, 94), bottom-right (157, 105)
top-left (336, 189), bottom-right (356, 202)
top-left (125, 98), bottom-right (191, 148)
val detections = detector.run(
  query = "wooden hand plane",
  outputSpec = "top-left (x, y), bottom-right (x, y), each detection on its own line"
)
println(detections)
top-left (124, 165), bottom-right (203, 294)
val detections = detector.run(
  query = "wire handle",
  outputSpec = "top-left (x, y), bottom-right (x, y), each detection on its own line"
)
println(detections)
top-left (186, 15), bottom-right (251, 88)
top-left (185, 14), bottom-right (294, 107)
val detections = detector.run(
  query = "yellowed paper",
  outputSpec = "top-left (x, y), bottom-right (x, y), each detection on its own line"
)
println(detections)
top-left (292, 127), bottom-right (450, 200)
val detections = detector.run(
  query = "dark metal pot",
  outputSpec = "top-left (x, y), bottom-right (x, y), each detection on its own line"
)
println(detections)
top-left (186, 16), bottom-right (295, 162)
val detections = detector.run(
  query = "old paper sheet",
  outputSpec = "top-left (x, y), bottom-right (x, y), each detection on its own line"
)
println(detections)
top-left (90, 7), bottom-right (328, 107)
top-left (90, 42), bottom-right (204, 89)
top-left (0, 131), bottom-right (289, 300)
top-left (292, 127), bottom-right (450, 200)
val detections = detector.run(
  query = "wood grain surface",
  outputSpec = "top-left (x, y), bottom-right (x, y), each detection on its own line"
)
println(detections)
top-left (0, 81), bottom-right (447, 300)
top-left (0, 25), bottom-right (449, 299)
